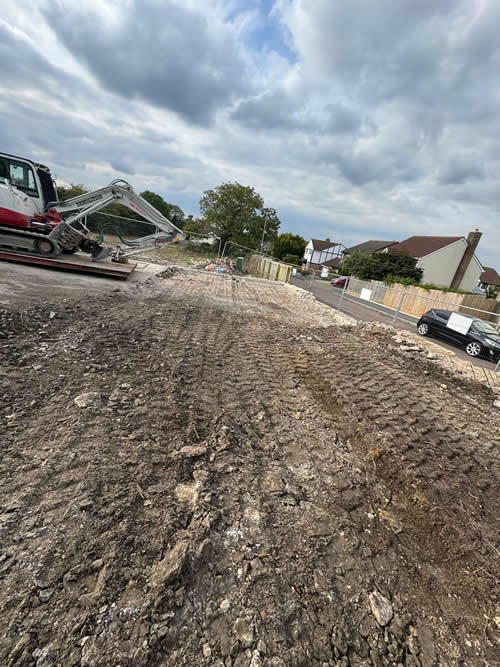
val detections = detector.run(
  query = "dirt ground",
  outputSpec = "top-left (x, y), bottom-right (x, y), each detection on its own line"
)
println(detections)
top-left (0, 269), bottom-right (499, 666)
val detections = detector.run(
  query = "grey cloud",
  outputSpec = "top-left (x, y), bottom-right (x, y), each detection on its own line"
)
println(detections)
top-left (231, 92), bottom-right (304, 130)
top-left (438, 155), bottom-right (485, 185)
top-left (43, 0), bottom-right (248, 126)
top-left (0, 23), bottom-right (80, 109)
top-left (231, 93), bottom-right (360, 136)
top-left (110, 159), bottom-right (136, 176)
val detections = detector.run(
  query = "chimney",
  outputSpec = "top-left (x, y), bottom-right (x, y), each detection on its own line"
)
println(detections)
top-left (450, 229), bottom-right (482, 289)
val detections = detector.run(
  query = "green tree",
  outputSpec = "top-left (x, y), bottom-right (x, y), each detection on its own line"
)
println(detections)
top-left (199, 182), bottom-right (281, 250)
top-left (183, 215), bottom-right (209, 235)
top-left (140, 190), bottom-right (185, 228)
top-left (272, 233), bottom-right (307, 261)
top-left (56, 183), bottom-right (88, 201)
top-left (342, 251), bottom-right (423, 281)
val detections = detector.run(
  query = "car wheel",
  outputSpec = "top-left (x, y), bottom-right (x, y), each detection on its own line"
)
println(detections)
top-left (417, 323), bottom-right (429, 336)
top-left (466, 341), bottom-right (482, 357)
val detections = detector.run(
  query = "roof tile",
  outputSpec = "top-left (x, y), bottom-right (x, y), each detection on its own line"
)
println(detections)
top-left (389, 236), bottom-right (462, 258)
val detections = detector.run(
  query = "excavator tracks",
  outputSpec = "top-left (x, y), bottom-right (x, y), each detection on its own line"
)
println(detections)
top-left (0, 226), bottom-right (59, 258)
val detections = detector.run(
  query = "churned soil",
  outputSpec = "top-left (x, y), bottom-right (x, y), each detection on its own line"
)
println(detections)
top-left (0, 270), bottom-right (498, 666)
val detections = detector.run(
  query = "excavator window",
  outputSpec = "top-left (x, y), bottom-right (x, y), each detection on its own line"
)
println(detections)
top-left (7, 159), bottom-right (39, 197)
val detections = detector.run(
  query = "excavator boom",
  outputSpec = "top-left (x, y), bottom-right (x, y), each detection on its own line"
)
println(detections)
top-left (47, 179), bottom-right (185, 261)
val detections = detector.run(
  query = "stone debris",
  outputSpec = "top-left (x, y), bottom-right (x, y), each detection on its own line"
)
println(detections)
top-left (0, 271), bottom-right (496, 666)
top-left (369, 591), bottom-right (394, 626)
top-left (74, 392), bottom-right (101, 408)
top-left (151, 541), bottom-right (189, 589)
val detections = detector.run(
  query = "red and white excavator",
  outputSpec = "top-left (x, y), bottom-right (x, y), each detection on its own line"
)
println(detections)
top-left (0, 152), bottom-right (184, 262)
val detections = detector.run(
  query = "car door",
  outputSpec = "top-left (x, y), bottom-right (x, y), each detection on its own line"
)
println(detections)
top-left (430, 310), bottom-right (453, 340)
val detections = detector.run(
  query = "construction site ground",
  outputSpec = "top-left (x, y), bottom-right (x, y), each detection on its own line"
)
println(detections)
top-left (0, 268), bottom-right (499, 666)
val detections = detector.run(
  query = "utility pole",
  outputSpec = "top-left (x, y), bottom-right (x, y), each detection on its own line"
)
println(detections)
top-left (259, 216), bottom-right (267, 254)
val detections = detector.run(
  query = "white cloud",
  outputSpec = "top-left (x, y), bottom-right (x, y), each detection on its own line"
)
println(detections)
top-left (2, 0), bottom-right (500, 269)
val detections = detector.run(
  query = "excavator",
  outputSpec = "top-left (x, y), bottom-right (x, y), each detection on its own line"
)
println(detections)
top-left (0, 152), bottom-right (185, 263)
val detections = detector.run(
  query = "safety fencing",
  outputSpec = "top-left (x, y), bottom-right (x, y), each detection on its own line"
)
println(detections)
top-left (342, 276), bottom-right (500, 328)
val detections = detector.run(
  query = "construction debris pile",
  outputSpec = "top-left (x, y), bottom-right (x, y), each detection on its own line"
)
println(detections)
top-left (203, 258), bottom-right (237, 274)
top-left (0, 271), bottom-right (498, 666)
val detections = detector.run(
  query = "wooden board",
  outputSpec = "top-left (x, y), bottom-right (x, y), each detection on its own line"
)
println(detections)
top-left (0, 251), bottom-right (137, 279)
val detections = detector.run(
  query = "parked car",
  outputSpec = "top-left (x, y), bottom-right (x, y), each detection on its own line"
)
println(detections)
top-left (331, 276), bottom-right (349, 288)
top-left (416, 308), bottom-right (500, 361)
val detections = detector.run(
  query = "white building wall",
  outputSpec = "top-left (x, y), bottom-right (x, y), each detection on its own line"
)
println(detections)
top-left (459, 256), bottom-right (482, 292)
top-left (416, 240), bottom-right (465, 287)
top-left (304, 242), bottom-right (314, 262)
top-left (304, 241), bottom-right (336, 265)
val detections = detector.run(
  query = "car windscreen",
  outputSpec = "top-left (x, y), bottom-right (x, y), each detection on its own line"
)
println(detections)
top-left (471, 320), bottom-right (499, 335)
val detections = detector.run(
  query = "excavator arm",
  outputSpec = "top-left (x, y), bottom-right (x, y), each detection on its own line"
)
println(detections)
top-left (48, 179), bottom-right (184, 261)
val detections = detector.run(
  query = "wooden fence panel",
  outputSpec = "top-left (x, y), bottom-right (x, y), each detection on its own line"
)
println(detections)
top-left (382, 283), bottom-right (497, 321)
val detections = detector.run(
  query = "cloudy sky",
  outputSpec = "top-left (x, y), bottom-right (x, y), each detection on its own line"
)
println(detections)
top-left (2, 0), bottom-right (500, 268)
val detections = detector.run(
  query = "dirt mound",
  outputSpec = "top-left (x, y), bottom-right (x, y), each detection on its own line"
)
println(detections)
top-left (0, 273), bottom-right (498, 665)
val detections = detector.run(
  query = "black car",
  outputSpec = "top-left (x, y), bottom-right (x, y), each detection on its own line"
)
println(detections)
top-left (417, 308), bottom-right (500, 362)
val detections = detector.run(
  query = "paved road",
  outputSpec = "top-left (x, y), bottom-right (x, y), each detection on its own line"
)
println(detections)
top-left (290, 275), bottom-right (497, 370)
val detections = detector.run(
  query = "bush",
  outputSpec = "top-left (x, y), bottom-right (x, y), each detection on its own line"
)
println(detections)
top-left (487, 284), bottom-right (500, 299)
top-left (384, 274), bottom-right (471, 294)
top-left (343, 251), bottom-right (423, 281)
top-left (185, 241), bottom-right (218, 255)
top-left (283, 253), bottom-right (300, 265)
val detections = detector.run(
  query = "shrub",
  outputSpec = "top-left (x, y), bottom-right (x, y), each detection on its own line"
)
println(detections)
top-left (343, 251), bottom-right (423, 281)
top-left (384, 274), bottom-right (471, 294)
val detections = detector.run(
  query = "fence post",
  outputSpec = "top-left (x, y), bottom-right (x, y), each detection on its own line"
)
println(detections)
top-left (392, 293), bottom-right (405, 327)
top-left (339, 279), bottom-right (348, 309)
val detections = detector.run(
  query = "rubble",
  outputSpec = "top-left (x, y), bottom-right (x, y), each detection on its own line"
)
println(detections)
top-left (0, 271), bottom-right (497, 665)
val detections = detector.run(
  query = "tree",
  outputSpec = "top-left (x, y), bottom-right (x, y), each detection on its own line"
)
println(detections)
top-left (55, 182), bottom-right (185, 234)
top-left (272, 233), bottom-right (307, 261)
top-left (342, 251), bottom-right (423, 282)
top-left (56, 183), bottom-right (88, 201)
top-left (140, 190), bottom-right (185, 229)
top-left (199, 182), bottom-right (281, 250)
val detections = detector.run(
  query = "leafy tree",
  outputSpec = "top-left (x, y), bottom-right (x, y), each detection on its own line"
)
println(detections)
top-left (199, 182), bottom-right (281, 250)
top-left (140, 190), bottom-right (185, 228)
top-left (342, 251), bottom-right (423, 282)
top-left (272, 233), bottom-right (307, 260)
top-left (55, 182), bottom-right (185, 235)
top-left (183, 215), bottom-right (208, 235)
top-left (56, 183), bottom-right (88, 201)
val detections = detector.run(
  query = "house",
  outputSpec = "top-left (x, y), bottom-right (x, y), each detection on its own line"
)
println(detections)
top-left (389, 230), bottom-right (483, 291)
top-left (478, 267), bottom-right (500, 292)
top-left (343, 240), bottom-right (398, 255)
top-left (303, 238), bottom-right (344, 274)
